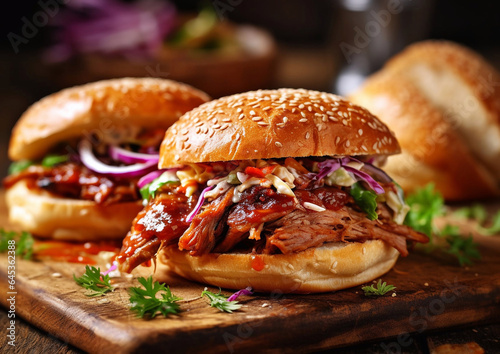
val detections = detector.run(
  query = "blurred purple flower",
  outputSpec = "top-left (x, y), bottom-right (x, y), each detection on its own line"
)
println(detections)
top-left (44, 0), bottom-right (176, 63)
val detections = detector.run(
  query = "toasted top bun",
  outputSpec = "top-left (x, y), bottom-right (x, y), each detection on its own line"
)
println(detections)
top-left (159, 89), bottom-right (400, 167)
top-left (350, 72), bottom-right (499, 200)
top-left (156, 240), bottom-right (399, 293)
top-left (9, 78), bottom-right (210, 161)
top-left (380, 40), bottom-right (500, 183)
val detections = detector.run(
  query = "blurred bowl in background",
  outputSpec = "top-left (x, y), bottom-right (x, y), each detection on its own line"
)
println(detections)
top-left (46, 24), bottom-right (276, 98)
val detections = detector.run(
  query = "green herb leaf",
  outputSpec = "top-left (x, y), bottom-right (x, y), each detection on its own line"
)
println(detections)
top-left (440, 225), bottom-right (481, 266)
top-left (0, 229), bottom-right (34, 259)
top-left (350, 182), bottom-right (378, 220)
top-left (140, 172), bottom-right (179, 202)
top-left (453, 204), bottom-right (488, 224)
top-left (483, 211), bottom-right (500, 235)
top-left (201, 289), bottom-right (242, 313)
top-left (129, 276), bottom-right (182, 318)
top-left (362, 279), bottom-right (396, 296)
top-left (8, 160), bottom-right (33, 175)
top-left (42, 154), bottom-right (68, 167)
top-left (73, 265), bottom-right (114, 297)
top-left (404, 183), bottom-right (444, 237)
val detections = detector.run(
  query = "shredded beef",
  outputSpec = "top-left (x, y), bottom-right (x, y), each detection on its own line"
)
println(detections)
top-left (214, 186), bottom-right (296, 253)
top-left (265, 206), bottom-right (428, 256)
top-left (178, 188), bottom-right (235, 256)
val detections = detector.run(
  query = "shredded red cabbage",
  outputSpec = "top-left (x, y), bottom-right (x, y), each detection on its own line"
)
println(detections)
top-left (314, 157), bottom-right (385, 194)
top-left (43, 0), bottom-right (177, 63)
top-left (137, 169), bottom-right (166, 189)
top-left (227, 287), bottom-right (253, 302)
top-left (185, 185), bottom-right (214, 223)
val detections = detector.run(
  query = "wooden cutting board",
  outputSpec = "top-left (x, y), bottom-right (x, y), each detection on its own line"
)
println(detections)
top-left (1, 194), bottom-right (500, 353)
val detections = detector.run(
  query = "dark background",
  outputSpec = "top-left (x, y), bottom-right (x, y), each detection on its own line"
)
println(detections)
top-left (1, 0), bottom-right (499, 177)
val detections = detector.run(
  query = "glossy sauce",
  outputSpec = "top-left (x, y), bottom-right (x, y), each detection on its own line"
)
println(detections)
top-left (251, 255), bottom-right (266, 271)
top-left (34, 241), bottom-right (120, 265)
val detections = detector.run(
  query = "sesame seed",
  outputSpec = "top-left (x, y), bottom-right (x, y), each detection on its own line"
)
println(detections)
top-left (373, 142), bottom-right (378, 150)
top-left (239, 114), bottom-right (245, 120)
top-left (174, 154), bottom-right (180, 161)
top-left (335, 136), bottom-right (340, 145)
top-left (299, 104), bottom-right (305, 109)
top-left (307, 106), bottom-right (312, 112)
top-left (236, 107), bottom-right (243, 113)
top-left (250, 110), bottom-right (256, 116)
top-left (305, 132), bottom-right (310, 139)
top-left (328, 116), bottom-right (338, 122)
top-left (252, 116), bottom-right (262, 122)
top-left (275, 142), bottom-right (283, 147)
top-left (222, 118), bottom-right (231, 123)
top-left (299, 118), bottom-right (308, 123)
top-left (263, 106), bottom-right (272, 111)
top-left (283, 117), bottom-right (288, 123)
top-left (258, 122), bottom-right (269, 127)
top-left (361, 145), bottom-right (368, 151)
top-left (301, 112), bottom-right (306, 118)
top-left (212, 118), bottom-right (218, 124)
top-left (213, 124), bottom-right (221, 129)
top-left (292, 108), bottom-right (297, 113)
top-left (358, 129), bottom-right (363, 136)
top-left (342, 119), bottom-right (348, 126)
top-left (235, 133), bottom-right (241, 140)
top-left (346, 140), bottom-right (350, 147)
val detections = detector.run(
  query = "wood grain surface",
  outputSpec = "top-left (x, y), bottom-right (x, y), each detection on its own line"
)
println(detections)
top-left (1, 194), bottom-right (500, 353)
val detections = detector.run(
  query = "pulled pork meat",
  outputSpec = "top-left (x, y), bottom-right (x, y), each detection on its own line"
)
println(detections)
top-left (3, 163), bottom-right (139, 205)
top-left (118, 183), bottom-right (428, 273)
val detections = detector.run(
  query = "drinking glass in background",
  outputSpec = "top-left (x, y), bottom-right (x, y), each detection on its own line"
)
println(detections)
top-left (331, 0), bottom-right (434, 96)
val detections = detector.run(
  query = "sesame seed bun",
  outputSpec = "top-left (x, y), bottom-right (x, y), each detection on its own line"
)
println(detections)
top-left (9, 78), bottom-right (210, 161)
top-left (159, 89), bottom-right (400, 167)
top-left (156, 241), bottom-right (399, 294)
top-left (351, 40), bottom-right (500, 200)
top-left (6, 78), bottom-right (210, 240)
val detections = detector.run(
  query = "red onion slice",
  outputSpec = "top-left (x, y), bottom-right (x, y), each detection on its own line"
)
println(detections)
top-left (185, 185), bottom-right (214, 223)
top-left (79, 140), bottom-right (157, 178)
top-left (109, 145), bottom-right (159, 164)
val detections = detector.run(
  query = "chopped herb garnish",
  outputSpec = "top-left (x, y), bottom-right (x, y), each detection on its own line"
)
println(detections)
top-left (440, 225), bottom-right (481, 266)
top-left (404, 184), bottom-right (481, 266)
top-left (362, 279), bottom-right (396, 296)
top-left (8, 160), bottom-right (33, 175)
top-left (129, 276), bottom-right (182, 318)
top-left (73, 265), bottom-right (114, 297)
top-left (350, 182), bottom-right (378, 220)
top-left (404, 183), bottom-right (444, 238)
top-left (0, 229), bottom-right (34, 259)
top-left (42, 154), bottom-right (68, 167)
top-left (201, 289), bottom-right (242, 313)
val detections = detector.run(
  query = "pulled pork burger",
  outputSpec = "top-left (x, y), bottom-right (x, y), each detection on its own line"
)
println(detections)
top-left (117, 89), bottom-right (428, 293)
top-left (3, 78), bottom-right (209, 241)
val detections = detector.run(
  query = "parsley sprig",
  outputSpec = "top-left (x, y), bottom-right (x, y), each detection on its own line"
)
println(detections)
top-left (0, 229), bottom-right (34, 259)
top-left (362, 279), bottom-right (396, 296)
top-left (73, 265), bottom-right (114, 297)
top-left (201, 289), bottom-right (242, 313)
top-left (404, 184), bottom-right (481, 266)
top-left (129, 276), bottom-right (182, 318)
top-left (454, 204), bottom-right (500, 236)
top-left (441, 225), bottom-right (481, 266)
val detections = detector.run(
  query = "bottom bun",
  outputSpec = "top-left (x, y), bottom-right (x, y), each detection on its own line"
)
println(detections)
top-left (5, 180), bottom-right (143, 241)
top-left (156, 240), bottom-right (400, 293)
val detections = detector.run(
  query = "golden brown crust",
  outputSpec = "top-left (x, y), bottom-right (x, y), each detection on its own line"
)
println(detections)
top-left (156, 241), bottom-right (399, 293)
top-left (350, 72), bottom-right (499, 200)
top-left (5, 180), bottom-right (143, 240)
top-left (9, 78), bottom-right (210, 161)
top-left (380, 40), bottom-right (500, 183)
top-left (159, 89), bottom-right (400, 167)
